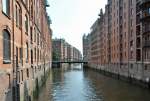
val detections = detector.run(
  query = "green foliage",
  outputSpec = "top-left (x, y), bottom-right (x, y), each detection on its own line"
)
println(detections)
top-left (52, 51), bottom-right (60, 61)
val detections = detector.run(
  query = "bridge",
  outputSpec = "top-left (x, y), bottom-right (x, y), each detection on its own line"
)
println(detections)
top-left (52, 59), bottom-right (88, 68)
top-left (52, 61), bottom-right (88, 64)
top-left (52, 58), bottom-right (88, 64)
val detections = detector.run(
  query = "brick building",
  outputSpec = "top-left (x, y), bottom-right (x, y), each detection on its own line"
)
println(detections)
top-left (90, 18), bottom-right (101, 66)
top-left (140, 0), bottom-right (150, 81)
top-left (82, 34), bottom-right (91, 62)
top-left (83, 0), bottom-right (150, 86)
top-left (52, 38), bottom-right (82, 62)
top-left (0, 0), bottom-right (52, 101)
top-left (52, 39), bottom-right (64, 61)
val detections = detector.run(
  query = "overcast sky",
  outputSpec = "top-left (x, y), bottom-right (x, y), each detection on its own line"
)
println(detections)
top-left (47, 0), bottom-right (107, 53)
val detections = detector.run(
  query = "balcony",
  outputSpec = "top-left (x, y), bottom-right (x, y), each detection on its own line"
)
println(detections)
top-left (143, 40), bottom-right (150, 47)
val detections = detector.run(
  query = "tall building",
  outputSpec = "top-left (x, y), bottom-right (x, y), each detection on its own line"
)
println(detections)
top-left (83, 0), bottom-right (150, 85)
top-left (0, 0), bottom-right (52, 101)
top-left (139, 0), bottom-right (150, 81)
top-left (90, 16), bottom-right (102, 67)
top-left (82, 34), bottom-right (91, 62)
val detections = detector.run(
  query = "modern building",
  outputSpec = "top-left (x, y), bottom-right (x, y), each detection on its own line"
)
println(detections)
top-left (0, 0), bottom-right (52, 101)
top-left (83, 0), bottom-right (150, 86)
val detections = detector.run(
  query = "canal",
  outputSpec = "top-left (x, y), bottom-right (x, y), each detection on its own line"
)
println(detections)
top-left (37, 64), bottom-right (150, 101)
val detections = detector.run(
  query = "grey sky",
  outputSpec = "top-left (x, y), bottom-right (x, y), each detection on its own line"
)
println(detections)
top-left (47, 0), bottom-right (107, 52)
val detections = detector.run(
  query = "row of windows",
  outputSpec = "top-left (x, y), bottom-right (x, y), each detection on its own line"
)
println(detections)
top-left (2, 0), bottom-right (39, 35)
top-left (2, 29), bottom-right (46, 64)
top-left (2, 0), bottom-right (50, 64)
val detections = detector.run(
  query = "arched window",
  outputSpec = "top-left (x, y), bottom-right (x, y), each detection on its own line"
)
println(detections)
top-left (15, 3), bottom-right (22, 27)
top-left (3, 29), bottom-right (11, 63)
top-left (15, 5), bottom-right (18, 25)
top-left (19, 8), bottom-right (22, 27)
top-left (2, 0), bottom-right (10, 16)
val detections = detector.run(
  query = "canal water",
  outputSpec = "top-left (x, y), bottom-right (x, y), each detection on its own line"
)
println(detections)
top-left (37, 64), bottom-right (150, 101)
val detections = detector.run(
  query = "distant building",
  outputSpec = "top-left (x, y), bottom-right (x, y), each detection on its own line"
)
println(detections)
top-left (82, 34), bottom-right (91, 62)
top-left (52, 39), bottom-right (82, 62)
top-left (52, 39), bottom-right (65, 61)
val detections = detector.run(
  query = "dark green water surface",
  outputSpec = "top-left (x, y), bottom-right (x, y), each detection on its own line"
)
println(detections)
top-left (37, 65), bottom-right (150, 101)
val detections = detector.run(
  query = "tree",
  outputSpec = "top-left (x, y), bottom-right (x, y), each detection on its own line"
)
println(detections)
top-left (52, 50), bottom-right (60, 61)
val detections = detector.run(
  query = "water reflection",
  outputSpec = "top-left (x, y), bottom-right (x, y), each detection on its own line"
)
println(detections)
top-left (37, 64), bottom-right (150, 101)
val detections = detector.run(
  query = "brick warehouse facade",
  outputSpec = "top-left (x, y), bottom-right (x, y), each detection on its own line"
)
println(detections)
top-left (83, 0), bottom-right (150, 87)
top-left (0, 0), bottom-right (52, 101)
top-left (52, 38), bottom-right (82, 62)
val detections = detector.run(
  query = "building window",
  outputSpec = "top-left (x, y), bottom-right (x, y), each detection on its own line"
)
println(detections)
top-left (19, 8), bottom-right (22, 27)
top-left (15, 3), bottom-right (22, 28)
top-left (30, 27), bottom-right (33, 43)
top-left (15, 4), bottom-right (22, 28)
top-left (37, 49), bottom-right (39, 62)
top-left (26, 43), bottom-right (29, 62)
top-left (31, 50), bottom-right (33, 64)
top-left (37, 33), bottom-right (39, 45)
top-left (15, 5), bottom-right (18, 26)
top-left (34, 28), bottom-right (36, 42)
top-left (25, 15), bottom-right (28, 33)
top-left (27, 69), bottom-right (29, 78)
top-left (30, 3), bottom-right (33, 18)
top-left (3, 29), bottom-right (11, 63)
top-left (35, 48), bottom-right (36, 61)
top-left (19, 48), bottom-right (23, 65)
top-left (21, 70), bottom-right (23, 81)
top-left (2, 0), bottom-right (10, 16)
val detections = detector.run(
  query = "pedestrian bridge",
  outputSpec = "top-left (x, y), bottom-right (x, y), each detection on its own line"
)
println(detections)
top-left (52, 61), bottom-right (88, 64)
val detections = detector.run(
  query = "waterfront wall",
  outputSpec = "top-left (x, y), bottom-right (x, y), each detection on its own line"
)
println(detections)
top-left (88, 63), bottom-right (150, 88)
